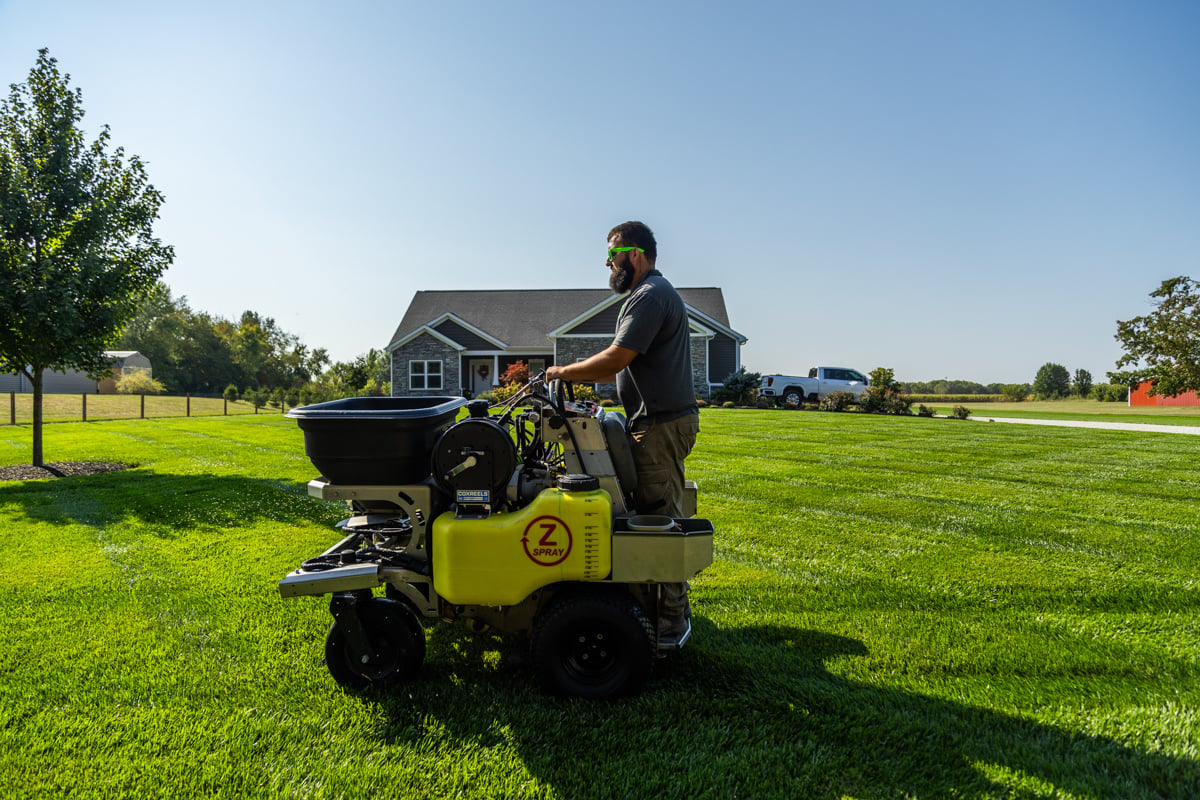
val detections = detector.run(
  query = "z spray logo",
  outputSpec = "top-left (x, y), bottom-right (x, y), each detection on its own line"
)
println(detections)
top-left (521, 516), bottom-right (573, 567)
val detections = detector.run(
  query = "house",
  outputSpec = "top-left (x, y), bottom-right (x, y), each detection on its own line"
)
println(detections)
top-left (0, 351), bottom-right (153, 394)
top-left (386, 288), bottom-right (746, 399)
top-left (1129, 381), bottom-right (1200, 407)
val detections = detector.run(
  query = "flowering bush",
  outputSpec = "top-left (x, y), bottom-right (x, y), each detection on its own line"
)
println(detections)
top-left (819, 390), bottom-right (856, 412)
top-left (115, 370), bottom-right (166, 395)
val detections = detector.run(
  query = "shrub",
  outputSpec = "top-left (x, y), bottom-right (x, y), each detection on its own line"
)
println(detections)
top-left (819, 390), bottom-right (856, 412)
top-left (867, 367), bottom-right (901, 393)
top-left (859, 387), bottom-right (913, 415)
top-left (917, 404), bottom-right (935, 417)
top-left (1091, 383), bottom-right (1129, 402)
top-left (859, 368), bottom-right (913, 415)
top-left (721, 401), bottom-right (736, 409)
top-left (223, 384), bottom-right (240, 402)
top-left (709, 386), bottom-right (738, 404)
top-left (500, 360), bottom-right (530, 386)
top-left (721, 367), bottom-right (762, 406)
top-left (1001, 384), bottom-right (1030, 402)
top-left (115, 370), bottom-right (166, 395)
top-left (951, 405), bottom-right (972, 420)
top-left (491, 381), bottom-right (599, 406)
top-left (489, 383), bottom-right (522, 404)
top-left (244, 388), bottom-right (268, 410)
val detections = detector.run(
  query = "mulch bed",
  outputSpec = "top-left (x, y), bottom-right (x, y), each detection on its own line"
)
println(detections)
top-left (0, 462), bottom-right (131, 482)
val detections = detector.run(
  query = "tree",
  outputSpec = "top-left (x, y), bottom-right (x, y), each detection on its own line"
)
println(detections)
top-left (1032, 363), bottom-right (1071, 400)
top-left (120, 284), bottom-right (330, 393)
top-left (859, 366), bottom-right (913, 415)
top-left (1001, 384), bottom-right (1030, 402)
top-left (721, 367), bottom-right (761, 405)
top-left (1072, 369), bottom-right (1093, 398)
top-left (1110, 276), bottom-right (1200, 397)
top-left (500, 360), bottom-right (530, 387)
top-left (0, 50), bottom-right (172, 464)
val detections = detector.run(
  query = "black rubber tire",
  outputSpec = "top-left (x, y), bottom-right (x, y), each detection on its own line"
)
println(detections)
top-left (324, 598), bottom-right (425, 691)
top-left (782, 388), bottom-right (804, 407)
top-left (531, 590), bottom-right (655, 699)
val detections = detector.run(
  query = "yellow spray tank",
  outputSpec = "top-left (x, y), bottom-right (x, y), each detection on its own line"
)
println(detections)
top-left (432, 475), bottom-right (612, 606)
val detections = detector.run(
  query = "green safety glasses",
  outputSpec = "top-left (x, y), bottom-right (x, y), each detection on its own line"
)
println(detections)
top-left (606, 246), bottom-right (644, 264)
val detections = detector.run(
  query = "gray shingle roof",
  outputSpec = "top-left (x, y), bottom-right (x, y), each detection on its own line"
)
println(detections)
top-left (388, 287), bottom-right (734, 350)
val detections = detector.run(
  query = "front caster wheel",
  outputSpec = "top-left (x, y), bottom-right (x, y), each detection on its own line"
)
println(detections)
top-left (532, 590), bottom-right (655, 699)
top-left (325, 597), bottom-right (425, 691)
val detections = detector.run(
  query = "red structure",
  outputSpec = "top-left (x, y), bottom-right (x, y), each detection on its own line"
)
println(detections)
top-left (1129, 382), bottom-right (1200, 407)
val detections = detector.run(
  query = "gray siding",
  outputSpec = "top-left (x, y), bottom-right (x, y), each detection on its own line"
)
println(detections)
top-left (0, 373), bottom-right (27, 392)
top-left (565, 304), bottom-right (620, 336)
top-left (434, 319), bottom-right (495, 351)
top-left (707, 334), bottom-right (737, 383)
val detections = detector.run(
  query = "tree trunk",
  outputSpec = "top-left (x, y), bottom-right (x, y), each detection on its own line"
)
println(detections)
top-left (31, 369), bottom-right (43, 466)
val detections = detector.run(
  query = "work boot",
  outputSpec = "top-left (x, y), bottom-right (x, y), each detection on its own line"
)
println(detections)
top-left (658, 581), bottom-right (691, 642)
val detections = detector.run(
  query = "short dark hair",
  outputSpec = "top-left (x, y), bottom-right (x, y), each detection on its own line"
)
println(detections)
top-left (608, 220), bottom-right (656, 263)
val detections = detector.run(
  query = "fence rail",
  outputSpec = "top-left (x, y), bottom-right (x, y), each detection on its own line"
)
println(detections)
top-left (4, 392), bottom-right (290, 426)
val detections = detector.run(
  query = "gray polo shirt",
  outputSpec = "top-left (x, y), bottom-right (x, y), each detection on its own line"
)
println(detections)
top-left (612, 270), bottom-right (698, 425)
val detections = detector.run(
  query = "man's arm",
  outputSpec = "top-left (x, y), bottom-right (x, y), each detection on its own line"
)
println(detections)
top-left (545, 344), bottom-right (637, 385)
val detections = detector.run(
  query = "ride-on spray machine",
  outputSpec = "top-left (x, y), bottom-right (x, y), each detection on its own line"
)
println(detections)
top-left (279, 377), bottom-right (714, 699)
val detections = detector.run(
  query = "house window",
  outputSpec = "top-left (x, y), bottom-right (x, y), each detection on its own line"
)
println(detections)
top-left (528, 359), bottom-right (546, 375)
top-left (410, 360), bottom-right (442, 391)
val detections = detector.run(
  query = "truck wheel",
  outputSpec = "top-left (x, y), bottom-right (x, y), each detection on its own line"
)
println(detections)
top-left (782, 388), bottom-right (804, 407)
top-left (532, 590), bottom-right (655, 699)
top-left (325, 598), bottom-right (425, 691)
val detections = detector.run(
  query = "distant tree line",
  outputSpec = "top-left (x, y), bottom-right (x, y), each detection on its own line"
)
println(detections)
top-left (899, 379), bottom-right (1007, 395)
top-left (118, 282), bottom-right (389, 402)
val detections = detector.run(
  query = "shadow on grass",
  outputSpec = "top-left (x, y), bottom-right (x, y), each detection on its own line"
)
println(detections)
top-left (0, 468), bottom-right (332, 532)
top-left (363, 619), bottom-right (1197, 799)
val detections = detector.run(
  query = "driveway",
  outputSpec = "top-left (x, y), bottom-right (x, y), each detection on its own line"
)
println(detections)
top-left (968, 415), bottom-right (1200, 436)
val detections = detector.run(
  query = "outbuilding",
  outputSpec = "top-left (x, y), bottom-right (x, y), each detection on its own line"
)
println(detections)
top-left (1129, 381), bottom-right (1200, 407)
top-left (0, 351), bottom-right (153, 394)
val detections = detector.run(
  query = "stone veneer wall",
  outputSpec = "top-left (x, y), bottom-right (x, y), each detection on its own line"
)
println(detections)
top-left (552, 337), bottom-right (617, 398)
top-left (691, 335), bottom-right (710, 399)
top-left (390, 334), bottom-right (461, 396)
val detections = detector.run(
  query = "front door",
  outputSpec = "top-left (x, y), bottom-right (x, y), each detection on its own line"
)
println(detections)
top-left (469, 359), bottom-right (494, 397)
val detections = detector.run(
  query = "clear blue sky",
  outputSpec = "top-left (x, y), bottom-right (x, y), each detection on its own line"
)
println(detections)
top-left (3, 1), bottom-right (1198, 385)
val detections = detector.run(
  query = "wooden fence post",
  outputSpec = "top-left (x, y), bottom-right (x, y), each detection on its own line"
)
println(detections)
top-left (9, 392), bottom-right (14, 426)
top-left (224, 397), bottom-right (228, 415)
top-left (82, 393), bottom-right (87, 422)
top-left (186, 394), bottom-right (191, 417)
top-left (140, 395), bottom-right (146, 419)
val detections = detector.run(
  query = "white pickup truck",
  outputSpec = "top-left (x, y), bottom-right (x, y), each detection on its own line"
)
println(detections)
top-left (759, 367), bottom-right (870, 407)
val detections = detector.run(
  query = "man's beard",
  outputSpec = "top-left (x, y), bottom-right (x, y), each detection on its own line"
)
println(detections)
top-left (609, 262), bottom-right (634, 294)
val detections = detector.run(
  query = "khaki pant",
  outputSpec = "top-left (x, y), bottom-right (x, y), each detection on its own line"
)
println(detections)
top-left (629, 413), bottom-right (699, 618)
top-left (629, 413), bottom-right (699, 517)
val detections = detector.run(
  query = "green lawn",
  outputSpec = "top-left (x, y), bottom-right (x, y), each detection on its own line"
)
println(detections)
top-left (1, 410), bottom-right (1197, 798)
top-left (920, 399), bottom-right (1200, 427)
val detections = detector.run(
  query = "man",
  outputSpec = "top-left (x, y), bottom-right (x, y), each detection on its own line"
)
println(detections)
top-left (545, 221), bottom-right (699, 637)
